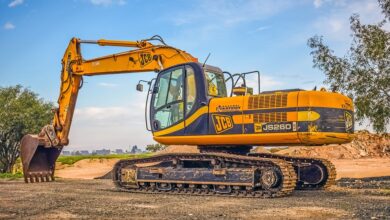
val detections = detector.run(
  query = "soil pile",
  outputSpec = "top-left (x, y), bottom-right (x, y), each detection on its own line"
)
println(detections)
top-left (156, 145), bottom-right (200, 154)
top-left (252, 146), bottom-right (271, 154)
top-left (275, 131), bottom-right (390, 159)
top-left (56, 158), bottom-right (119, 179)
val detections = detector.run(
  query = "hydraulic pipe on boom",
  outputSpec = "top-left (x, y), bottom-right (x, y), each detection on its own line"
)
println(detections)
top-left (20, 36), bottom-right (197, 182)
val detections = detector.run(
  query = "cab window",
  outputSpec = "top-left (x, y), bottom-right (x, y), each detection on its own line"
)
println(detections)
top-left (153, 68), bottom-right (184, 130)
top-left (205, 71), bottom-right (227, 97)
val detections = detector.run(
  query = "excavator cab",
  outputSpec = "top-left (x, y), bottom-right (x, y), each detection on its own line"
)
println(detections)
top-left (149, 62), bottom-right (225, 133)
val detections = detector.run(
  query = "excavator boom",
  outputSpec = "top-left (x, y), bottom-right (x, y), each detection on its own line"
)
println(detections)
top-left (20, 36), bottom-right (197, 182)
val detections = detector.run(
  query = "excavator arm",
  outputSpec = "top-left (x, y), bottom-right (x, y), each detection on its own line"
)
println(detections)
top-left (20, 36), bottom-right (197, 182)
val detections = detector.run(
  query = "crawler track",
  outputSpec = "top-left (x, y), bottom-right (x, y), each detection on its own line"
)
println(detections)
top-left (249, 153), bottom-right (336, 190)
top-left (113, 153), bottom-right (297, 198)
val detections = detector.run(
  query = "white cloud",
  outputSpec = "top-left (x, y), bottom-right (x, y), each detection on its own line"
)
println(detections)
top-left (3, 22), bottom-right (15, 30)
top-left (256, 26), bottom-right (270, 31)
top-left (313, 0), bottom-right (348, 8)
top-left (259, 75), bottom-right (284, 91)
top-left (8, 0), bottom-right (23, 7)
top-left (313, 16), bottom-right (346, 41)
top-left (70, 102), bottom-right (152, 149)
top-left (171, 0), bottom-right (295, 27)
top-left (98, 82), bottom-right (118, 88)
top-left (167, 0), bottom-right (296, 46)
top-left (313, 0), bottom-right (322, 8)
top-left (328, 18), bottom-right (343, 32)
top-left (74, 101), bottom-right (145, 124)
top-left (243, 74), bottom-right (284, 93)
top-left (253, 26), bottom-right (271, 33)
top-left (117, 0), bottom-right (126, 5)
top-left (75, 106), bottom-right (134, 121)
top-left (312, 0), bottom-right (386, 42)
top-left (89, 0), bottom-right (126, 6)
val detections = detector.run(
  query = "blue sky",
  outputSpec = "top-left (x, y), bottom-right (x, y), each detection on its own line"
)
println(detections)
top-left (0, 0), bottom-right (386, 150)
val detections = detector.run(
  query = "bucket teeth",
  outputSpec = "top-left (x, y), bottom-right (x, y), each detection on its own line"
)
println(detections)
top-left (24, 172), bottom-right (54, 183)
top-left (35, 175), bottom-right (39, 183)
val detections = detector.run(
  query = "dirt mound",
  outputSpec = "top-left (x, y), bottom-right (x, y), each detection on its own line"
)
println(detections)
top-left (252, 147), bottom-right (271, 154)
top-left (56, 158), bottom-right (119, 179)
top-left (332, 158), bottom-right (390, 179)
top-left (158, 132), bottom-right (390, 160)
top-left (95, 170), bottom-right (113, 179)
top-left (157, 145), bottom-right (199, 154)
top-left (276, 131), bottom-right (390, 159)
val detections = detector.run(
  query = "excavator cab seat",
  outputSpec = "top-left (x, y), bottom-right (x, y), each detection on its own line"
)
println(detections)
top-left (232, 86), bottom-right (253, 96)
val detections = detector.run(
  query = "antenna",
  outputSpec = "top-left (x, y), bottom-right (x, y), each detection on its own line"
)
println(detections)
top-left (203, 53), bottom-right (211, 67)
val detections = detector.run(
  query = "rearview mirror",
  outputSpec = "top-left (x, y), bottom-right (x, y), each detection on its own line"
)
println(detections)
top-left (136, 83), bottom-right (143, 92)
top-left (152, 86), bottom-right (159, 94)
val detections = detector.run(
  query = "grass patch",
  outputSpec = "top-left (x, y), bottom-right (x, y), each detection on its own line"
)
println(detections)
top-left (57, 153), bottom-right (153, 165)
top-left (0, 172), bottom-right (24, 179)
top-left (380, 189), bottom-right (390, 195)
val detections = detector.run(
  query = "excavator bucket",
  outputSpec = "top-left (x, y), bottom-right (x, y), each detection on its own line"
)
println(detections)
top-left (20, 134), bottom-right (62, 183)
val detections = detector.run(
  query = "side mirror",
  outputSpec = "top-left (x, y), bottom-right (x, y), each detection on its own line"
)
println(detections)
top-left (152, 86), bottom-right (159, 94)
top-left (136, 83), bottom-right (143, 92)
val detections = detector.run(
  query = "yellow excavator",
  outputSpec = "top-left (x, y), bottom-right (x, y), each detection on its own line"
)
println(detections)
top-left (20, 36), bottom-right (354, 198)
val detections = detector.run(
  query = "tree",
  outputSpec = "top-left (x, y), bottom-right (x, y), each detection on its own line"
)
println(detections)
top-left (308, 0), bottom-right (390, 133)
top-left (130, 145), bottom-right (139, 154)
top-left (0, 85), bottom-right (53, 173)
top-left (146, 143), bottom-right (167, 152)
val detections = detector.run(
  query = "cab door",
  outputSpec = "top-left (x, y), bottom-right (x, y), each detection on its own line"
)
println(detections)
top-left (151, 66), bottom-right (185, 135)
top-left (183, 64), bottom-right (209, 135)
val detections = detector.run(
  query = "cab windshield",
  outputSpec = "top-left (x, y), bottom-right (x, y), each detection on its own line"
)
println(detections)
top-left (204, 70), bottom-right (227, 97)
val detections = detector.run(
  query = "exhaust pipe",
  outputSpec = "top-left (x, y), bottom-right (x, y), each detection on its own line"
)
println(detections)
top-left (20, 134), bottom-right (62, 183)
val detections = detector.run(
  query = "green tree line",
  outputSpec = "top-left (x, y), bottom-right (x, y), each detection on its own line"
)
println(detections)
top-left (0, 85), bottom-right (53, 173)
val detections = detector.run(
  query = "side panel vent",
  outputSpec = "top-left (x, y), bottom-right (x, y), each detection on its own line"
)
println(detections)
top-left (248, 93), bottom-right (288, 109)
top-left (254, 112), bottom-right (287, 123)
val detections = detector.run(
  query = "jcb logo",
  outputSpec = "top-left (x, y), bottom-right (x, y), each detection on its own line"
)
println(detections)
top-left (139, 53), bottom-right (152, 66)
top-left (254, 123), bottom-right (263, 133)
top-left (212, 114), bottom-right (234, 133)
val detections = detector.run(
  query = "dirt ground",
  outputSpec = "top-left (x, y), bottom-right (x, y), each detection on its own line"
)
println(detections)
top-left (19, 138), bottom-right (390, 219)
top-left (333, 158), bottom-right (390, 179)
top-left (0, 179), bottom-right (389, 220)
